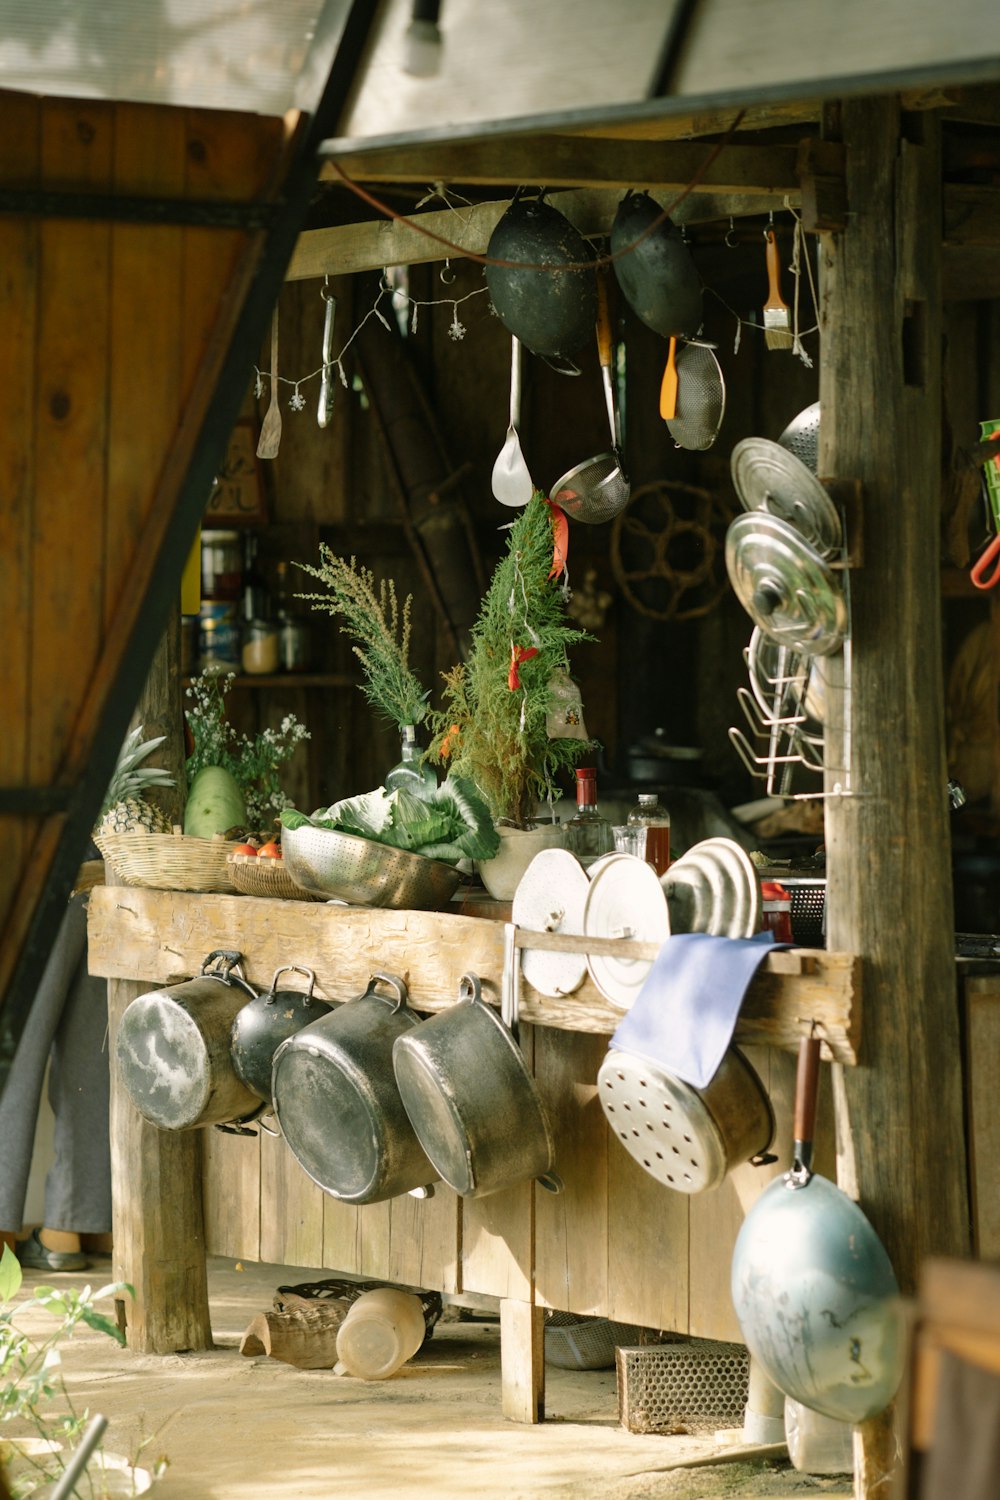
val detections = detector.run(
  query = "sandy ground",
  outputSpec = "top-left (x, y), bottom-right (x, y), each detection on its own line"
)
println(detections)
top-left (4, 1256), bottom-right (854, 1500)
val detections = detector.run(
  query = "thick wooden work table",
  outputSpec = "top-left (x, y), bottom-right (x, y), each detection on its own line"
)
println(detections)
top-left (88, 885), bottom-right (860, 1420)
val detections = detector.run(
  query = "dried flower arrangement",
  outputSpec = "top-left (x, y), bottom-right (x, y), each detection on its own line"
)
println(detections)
top-left (184, 673), bottom-right (310, 830)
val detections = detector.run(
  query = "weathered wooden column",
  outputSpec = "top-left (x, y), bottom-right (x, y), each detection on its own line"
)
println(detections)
top-left (105, 619), bottom-right (214, 1353)
top-left (819, 97), bottom-right (970, 1498)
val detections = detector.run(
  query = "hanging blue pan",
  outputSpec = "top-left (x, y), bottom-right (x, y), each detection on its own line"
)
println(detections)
top-left (730, 1033), bottom-right (906, 1423)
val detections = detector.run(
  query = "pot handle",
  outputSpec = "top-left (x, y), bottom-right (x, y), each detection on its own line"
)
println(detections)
top-left (264, 965), bottom-right (316, 1005)
top-left (200, 949), bottom-right (257, 997)
top-left (364, 970), bottom-right (411, 1014)
top-left (788, 1030), bottom-right (822, 1188)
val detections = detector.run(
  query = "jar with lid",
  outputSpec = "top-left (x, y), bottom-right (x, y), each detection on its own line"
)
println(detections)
top-left (201, 529), bottom-right (242, 600)
top-left (564, 768), bottom-right (613, 869)
top-left (760, 881), bottom-right (794, 944)
top-left (241, 619), bottom-right (280, 676)
top-left (626, 792), bottom-right (671, 876)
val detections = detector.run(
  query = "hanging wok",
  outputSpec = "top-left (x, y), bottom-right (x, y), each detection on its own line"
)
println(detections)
top-left (485, 193), bottom-right (596, 365)
top-left (730, 1034), bottom-right (906, 1424)
top-left (610, 190), bottom-right (702, 339)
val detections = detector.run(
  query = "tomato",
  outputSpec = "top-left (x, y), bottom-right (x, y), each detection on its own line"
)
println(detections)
top-left (257, 841), bottom-right (282, 860)
top-left (232, 843), bottom-right (258, 858)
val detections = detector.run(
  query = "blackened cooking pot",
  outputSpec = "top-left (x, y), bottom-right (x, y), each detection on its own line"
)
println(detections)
top-left (230, 964), bottom-right (332, 1107)
top-left (392, 972), bottom-right (560, 1199)
top-left (270, 971), bottom-right (438, 1204)
top-left (116, 950), bottom-right (264, 1130)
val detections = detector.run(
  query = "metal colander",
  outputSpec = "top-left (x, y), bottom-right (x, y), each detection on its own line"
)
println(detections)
top-left (666, 342), bottom-right (726, 451)
top-left (550, 453), bottom-right (631, 524)
top-left (777, 401), bottom-right (820, 473)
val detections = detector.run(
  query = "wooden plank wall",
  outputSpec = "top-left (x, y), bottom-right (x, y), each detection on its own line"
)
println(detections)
top-left (0, 89), bottom-right (289, 1012)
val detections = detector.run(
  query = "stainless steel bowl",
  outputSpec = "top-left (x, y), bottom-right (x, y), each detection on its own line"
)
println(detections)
top-left (282, 823), bottom-right (461, 911)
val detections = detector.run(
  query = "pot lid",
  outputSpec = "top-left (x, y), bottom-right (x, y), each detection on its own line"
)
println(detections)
top-left (512, 849), bottom-right (590, 998)
top-left (583, 855), bottom-right (670, 1010)
top-left (725, 511), bottom-right (847, 657)
top-left (731, 437), bottom-right (841, 557)
top-left (662, 837), bottom-right (761, 938)
top-left (597, 1049), bottom-right (728, 1192)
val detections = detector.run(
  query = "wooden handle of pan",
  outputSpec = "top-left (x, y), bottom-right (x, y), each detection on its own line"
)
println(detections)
top-left (793, 1032), bottom-right (822, 1145)
top-left (596, 265), bottom-right (612, 371)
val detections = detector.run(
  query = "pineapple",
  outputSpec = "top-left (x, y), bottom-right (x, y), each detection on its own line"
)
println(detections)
top-left (96, 725), bottom-right (176, 837)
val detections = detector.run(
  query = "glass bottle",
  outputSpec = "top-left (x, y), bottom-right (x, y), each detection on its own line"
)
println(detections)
top-left (385, 724), bottom-right (437, 799)
top-left (565, 767), bottom-right (613, 868)
top-left (626, 791), bottom-right (671, 876)
top-left (240, 530), bottom-right (271, 625)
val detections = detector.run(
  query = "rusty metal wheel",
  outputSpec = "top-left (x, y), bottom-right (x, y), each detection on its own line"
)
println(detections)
top-left (610, 480), bottom-right (734, 621)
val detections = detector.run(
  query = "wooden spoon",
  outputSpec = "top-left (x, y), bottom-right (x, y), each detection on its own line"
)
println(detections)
top-left (256, 306), bottom-right (282, 459)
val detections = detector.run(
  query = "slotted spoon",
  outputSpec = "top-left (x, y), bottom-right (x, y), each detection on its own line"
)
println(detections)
top-left (256, 305), bottom-right (282, 459)
top-left (492, 335), bottom-right (534, 506)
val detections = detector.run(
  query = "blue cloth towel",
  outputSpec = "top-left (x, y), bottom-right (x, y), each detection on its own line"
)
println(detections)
top-left (609, 931), bottom-right (781, 1089)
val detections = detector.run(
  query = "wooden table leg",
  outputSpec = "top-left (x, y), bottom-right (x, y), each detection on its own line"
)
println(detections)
top-left (500, 1298), bottom-right (545, 1423)
top-left (107, 977), bottom-right (213, 1354)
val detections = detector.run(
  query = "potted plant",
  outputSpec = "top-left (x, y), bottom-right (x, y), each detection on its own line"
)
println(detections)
top-left (425, 492), bottom-right (595, 896)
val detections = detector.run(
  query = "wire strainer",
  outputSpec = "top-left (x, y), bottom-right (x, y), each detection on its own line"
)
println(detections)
top-left (665, 341), bottom-right (726, 451)
top-left (777, 401), bottom-right (820, 473)
top-left (548, 266), bottom-right (631, 524)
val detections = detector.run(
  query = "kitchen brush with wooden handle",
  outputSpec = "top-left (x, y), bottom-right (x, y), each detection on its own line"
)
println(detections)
top-left (763, 226), bottom-right (793, 350)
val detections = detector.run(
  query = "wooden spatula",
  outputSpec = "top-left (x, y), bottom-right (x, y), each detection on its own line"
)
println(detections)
top-left (256, 306), bottom-right (282, 459)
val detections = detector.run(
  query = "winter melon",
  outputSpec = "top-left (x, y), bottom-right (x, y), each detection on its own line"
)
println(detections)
top-left (183, 766), bottom-right (247, 838)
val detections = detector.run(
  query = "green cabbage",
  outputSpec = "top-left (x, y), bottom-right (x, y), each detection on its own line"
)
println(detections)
top-left (281, 773), bottom-right (499, 866)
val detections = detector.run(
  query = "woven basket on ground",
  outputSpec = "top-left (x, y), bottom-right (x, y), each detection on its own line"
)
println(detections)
top-left (94, 830), bottom-right (239, 892)
top-left (228, 853), bottom-right (317, 902)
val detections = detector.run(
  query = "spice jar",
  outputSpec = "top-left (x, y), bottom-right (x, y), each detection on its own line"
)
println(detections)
top-left (760, 881), bottom-right (794, 944)
top-left (241, 620), bottom-right (280, 676)
top-left (201, 530), bottom-right (242, 600)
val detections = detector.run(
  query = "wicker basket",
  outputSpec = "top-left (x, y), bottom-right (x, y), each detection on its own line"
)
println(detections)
top-left (94, 830), bottom-right (239, 893)
top-left (228, 853), bottom-right (317, 902)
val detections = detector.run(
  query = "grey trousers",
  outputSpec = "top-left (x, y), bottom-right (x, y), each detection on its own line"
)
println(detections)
top-left (0, 893), bottom-right (111, 1234)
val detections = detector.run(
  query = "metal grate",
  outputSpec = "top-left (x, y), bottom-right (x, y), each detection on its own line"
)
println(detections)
top-left (617, 1340), bottom-right (750, 1434)
top-left (758, 871), bottom-right (826, 947)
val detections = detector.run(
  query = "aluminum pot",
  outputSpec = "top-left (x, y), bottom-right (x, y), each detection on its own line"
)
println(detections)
top-left (271, 971), bottom-right (438, 1204)
top-left (597, 1044), bottom-right (776, 1194)
top-left (116, 950), bottom-right (264, 1130)
top-left (230, 964), bottom-right (332, 1107)
top-left (392, 972), bottom-right (560, 1199)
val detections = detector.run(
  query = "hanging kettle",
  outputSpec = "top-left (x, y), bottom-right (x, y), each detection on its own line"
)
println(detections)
top-left (610, 190), bottom-right (703, 339)
top-left (485, 192), bottom-right (597, 366)
top-left (229, 964), bottom-right (333, 1107)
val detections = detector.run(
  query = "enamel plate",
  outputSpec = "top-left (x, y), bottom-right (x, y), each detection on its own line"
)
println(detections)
top-left (512, 848), bottom-right (591, 997)
top-left (583, 855), bottom-right (670, 1010)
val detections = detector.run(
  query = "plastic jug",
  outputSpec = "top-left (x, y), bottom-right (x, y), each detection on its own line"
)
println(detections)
top-left (334, 1289), bottom-right (426, 1381)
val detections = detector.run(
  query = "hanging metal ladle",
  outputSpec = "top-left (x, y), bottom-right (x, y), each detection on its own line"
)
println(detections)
top-left (491, 334), bottom-right (534, 507)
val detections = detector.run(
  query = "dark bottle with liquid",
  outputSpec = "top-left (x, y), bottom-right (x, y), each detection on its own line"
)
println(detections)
top-left (240, 531), bottom-right (271, 624)
top-left (626, 791), bottom-right (671, 876)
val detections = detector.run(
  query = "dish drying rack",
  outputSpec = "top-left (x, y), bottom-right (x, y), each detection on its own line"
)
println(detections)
top-left (728, 521), bottom-right (855, 802)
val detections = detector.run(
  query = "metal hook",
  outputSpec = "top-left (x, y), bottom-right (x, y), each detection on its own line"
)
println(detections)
top-left (725, 217), bottom-right (738, 249)
top-left (439, 259), bottom-right (456, 286)
top-left (320, 273), bottom-right (334, 306)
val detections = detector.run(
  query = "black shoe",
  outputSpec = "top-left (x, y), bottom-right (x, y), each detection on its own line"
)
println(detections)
top-left (16, 1228), bottom-right (90, 1273)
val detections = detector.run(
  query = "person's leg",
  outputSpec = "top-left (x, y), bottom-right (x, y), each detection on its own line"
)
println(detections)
top-left (44, 893), bottom-right (111, 1248)
top-left (0, 897), bottom-right (86, 1251)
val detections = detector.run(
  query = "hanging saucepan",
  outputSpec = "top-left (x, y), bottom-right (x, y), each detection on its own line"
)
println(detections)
top-left (485, 191), bottom-right (597, 368)
top-left (270, 971), bottom-right (438, 1205)
top-left (610, 190), bottom-right (703, 339)
top-left (731, 1035), bottom-right (906, 1423)
top-left (115, 950), bottom-right (265, 1131)
top-left (392, 971), bottom-right (560, 1199)
top-left (597, 1044), bottom-right (776, 1194)
top-left (230, 964), bottom-right (332, 1108)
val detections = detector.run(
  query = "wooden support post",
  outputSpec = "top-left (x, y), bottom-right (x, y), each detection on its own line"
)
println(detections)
top-left (500, 1299), bottom-right (545, 1424)
top-left (818, 96), bottom-right (971, 1499)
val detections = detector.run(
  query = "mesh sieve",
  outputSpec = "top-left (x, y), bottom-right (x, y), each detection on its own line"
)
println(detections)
top-left (550, 453), bottom-right (631, 524)
top-left (666, 342), bottom-right (726, 451)
top-left (777, 401), bottom-right (821, 473)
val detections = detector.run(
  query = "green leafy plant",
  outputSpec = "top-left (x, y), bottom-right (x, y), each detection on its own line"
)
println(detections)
top-left (282, 771), bottom-right (499, 866)
top-left (184, 673), bottom-right (310, 830)
top-left (294, 550), bottom-right (429, 731)
top-left (0, 1244), bottom-right (150, 1499)
top-left (426, 492), bottom-right (595, 828)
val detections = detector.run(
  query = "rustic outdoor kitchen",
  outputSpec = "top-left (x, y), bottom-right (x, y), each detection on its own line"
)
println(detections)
top-left (4, 4), bottom-right (1000, 1499)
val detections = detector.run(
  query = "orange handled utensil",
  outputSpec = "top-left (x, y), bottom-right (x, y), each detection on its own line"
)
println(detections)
top-left (659, 336), bottom-right (678, 422)
top-left (763, 226), bottom-right (793, 350)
